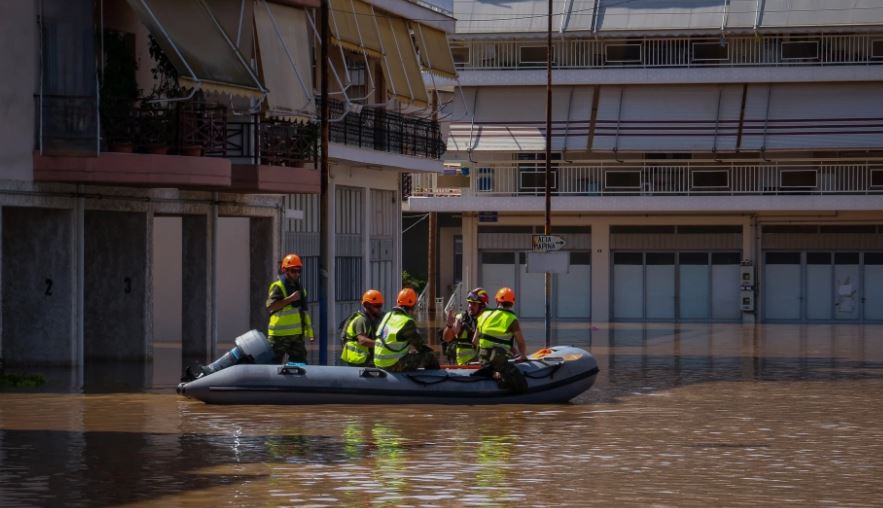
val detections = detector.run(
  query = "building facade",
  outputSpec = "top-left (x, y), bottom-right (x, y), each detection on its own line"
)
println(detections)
top-left (0, 0), bottom-right (453, 373)
top-left (406, 0), bottom-right (883, 324)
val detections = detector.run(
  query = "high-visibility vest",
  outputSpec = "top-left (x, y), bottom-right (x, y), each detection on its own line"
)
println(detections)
top-left (454, 310), bottom-right (481, 365)
top-left (340, 311), bottom-right (373, 365)
top-left (267, 280), bottom-right (308, 337)
top-left (476, 308), bottom-right (517, 351)
top-left (373, 309), bottom-right (414, 368)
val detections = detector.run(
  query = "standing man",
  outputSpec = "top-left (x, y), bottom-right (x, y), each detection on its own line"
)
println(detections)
top-left (266, 253), bottom-right (315, 363)
top-left (374, 288), bottom-right (440, 372)
top-left (442, 287), bottom-right (489, 365)
top-left (474, 287), bottom-right (528, 392)
top-left (340, 289), bottom-right (384, 367)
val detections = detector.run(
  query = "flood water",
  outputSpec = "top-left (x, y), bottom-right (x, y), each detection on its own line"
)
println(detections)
top-left (2, 323), bottom-right (883, 506)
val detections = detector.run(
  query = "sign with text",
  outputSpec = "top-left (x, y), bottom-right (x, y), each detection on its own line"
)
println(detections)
top-left (531, 234), bottom-right (566, 252)
top-left (478, 211), bottom-right (498, 223)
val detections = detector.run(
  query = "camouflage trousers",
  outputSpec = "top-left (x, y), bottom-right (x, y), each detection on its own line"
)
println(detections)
top-left (385, 347), bottom-right (440, 372)
top-left (478, 346), bottom-right (527, 394)
top-left (269, 334), bottom-right (308, 363)
top-left (478, 346), bottom-right (512, 370)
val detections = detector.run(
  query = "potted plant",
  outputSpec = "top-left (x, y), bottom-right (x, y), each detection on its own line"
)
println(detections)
top-left (100, 31), bottom-right (140, 152)
top-left (139, 35), bottom-right (189, 154)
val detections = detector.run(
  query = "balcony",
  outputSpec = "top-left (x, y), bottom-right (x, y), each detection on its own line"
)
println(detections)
top-left (321, 98), bottom-right (445, 160)
top-left (408, 159), bottom-right (883, 198)
top-left (453, 33), bottom-right (883, 71)
top-left (34, 95), bottom-right (319, 193)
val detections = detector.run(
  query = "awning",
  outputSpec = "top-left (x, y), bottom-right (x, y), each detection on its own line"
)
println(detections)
top-left (446, 86), bottom-right (592, 152)
top-left (254, 1), bottom-right (314, 118)
top-left (411, 23), bottom-right (457, 79)
top-left (328, 0), bottom-right (384, 58)
top-left (126, 0), bottom-right (264, 96)
top-left (378, 14), bottom-right (428, 106)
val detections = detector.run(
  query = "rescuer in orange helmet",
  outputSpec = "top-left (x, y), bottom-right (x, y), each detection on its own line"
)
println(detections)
top-left (266, 253), bottom-right (314, 363)
top-left (339, 290), bottom-right (385, 367)
top-left (472, 287), bottom-right (528, 393)
top-left (373, 287), bottom-right (440, 372)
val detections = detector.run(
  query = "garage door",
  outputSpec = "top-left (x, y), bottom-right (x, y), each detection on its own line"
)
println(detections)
top-left (763, 251), bottom-right (883, 322)
top-left (612, 251), bottom-right (741, 321)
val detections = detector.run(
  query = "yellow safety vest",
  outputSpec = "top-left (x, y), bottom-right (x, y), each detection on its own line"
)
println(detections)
top-left (373, 309), bottom-right (414, 368)
top-left (267, 280), bottom-right (310, 337)
top-left (476, 308), bottom-right (517, 351)
top-left (454, 310), bottom-right (481, 365)
top-left (340, 311), bottom-right (373, 365)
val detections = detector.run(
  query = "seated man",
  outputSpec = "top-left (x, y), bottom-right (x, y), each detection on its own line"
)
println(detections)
top-left (442, 287), bottom-right (489, 365)
top-left (373, 288), bottom-right (440, 372)
top-left (340, 289), bottom-right (384, 367)
top-left (473, 287), bottom-right (529, 393)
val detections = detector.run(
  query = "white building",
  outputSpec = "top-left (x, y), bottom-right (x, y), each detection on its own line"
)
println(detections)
top-left (406, 0), bottom-right (883, 324)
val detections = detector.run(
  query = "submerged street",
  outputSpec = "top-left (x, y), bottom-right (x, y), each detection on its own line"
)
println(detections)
top-left (2, 323), bottom-right (882, 506)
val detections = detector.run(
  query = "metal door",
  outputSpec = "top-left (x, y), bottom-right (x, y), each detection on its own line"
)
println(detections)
top-left (557, 251), bottom-right (591, 319)
top-left (711, 252), bottom-right (741, 320)
top-left (613, 252), bottom-right (644, 320)
top-left (645, 253), bottom-right (676, 320)
top-left (864, 252), bottom-right (883, 321)
top-left (764, 252), bottom-right (802, 320)
top-left (805, 252), bottom-right (833, 320)
top-left (679, 252), bottom-right (710, 320)
top-left (833, 252), bottom-right (860, 320)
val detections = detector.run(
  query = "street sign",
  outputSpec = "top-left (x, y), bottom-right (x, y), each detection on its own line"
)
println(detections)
top-left (478, 211), bottom-right (498, 223)
top-left (532, 234), bottom-right (566, 252)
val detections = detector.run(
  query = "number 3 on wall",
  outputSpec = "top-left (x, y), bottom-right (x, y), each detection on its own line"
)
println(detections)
top-left (124, 277), bottom-right (132, 294)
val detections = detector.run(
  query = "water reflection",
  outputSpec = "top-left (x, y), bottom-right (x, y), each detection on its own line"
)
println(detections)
top-left (1, 323), bottom-right (883, 506)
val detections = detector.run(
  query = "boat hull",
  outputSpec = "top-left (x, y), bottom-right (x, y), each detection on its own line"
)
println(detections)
top-left (178, 346), bottom-right (599, 405)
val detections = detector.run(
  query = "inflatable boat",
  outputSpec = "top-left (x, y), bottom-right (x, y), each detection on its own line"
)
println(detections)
top-left (177, 332), bottom-right (598, 405)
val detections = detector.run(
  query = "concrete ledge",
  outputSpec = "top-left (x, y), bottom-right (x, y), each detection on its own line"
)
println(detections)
top-left (230, 164), bottom-right (320, 194)
top-left (33, 151), bottom-right (231, 189)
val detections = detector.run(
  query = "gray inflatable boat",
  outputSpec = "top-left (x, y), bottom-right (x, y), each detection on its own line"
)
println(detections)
top-left (177, 345), bottom-right (599, 405)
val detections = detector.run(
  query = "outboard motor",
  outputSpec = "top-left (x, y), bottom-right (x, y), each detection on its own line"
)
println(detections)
top-left (183, 330), bottom-right (274, 380)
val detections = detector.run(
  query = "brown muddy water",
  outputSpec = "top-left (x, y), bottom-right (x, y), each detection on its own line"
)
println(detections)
top-left (2, 323), bottom-right (883, 507)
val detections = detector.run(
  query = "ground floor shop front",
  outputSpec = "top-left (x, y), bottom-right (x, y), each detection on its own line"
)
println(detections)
top-left (433, 213), bottom-right (883, 324)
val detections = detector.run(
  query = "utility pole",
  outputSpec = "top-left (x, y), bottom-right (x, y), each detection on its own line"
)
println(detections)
top-left (544, 0), bottom-right (553, 348)
top-left (319, 0), bottom-right (330, 364)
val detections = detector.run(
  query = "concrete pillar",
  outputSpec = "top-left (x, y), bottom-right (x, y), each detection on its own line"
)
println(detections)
top-left (462, 213), bottom-right (478, 292)
top-left (182, 215), bottom-right (209, 362)
top-left (84, 211), bottom-right (148, 361)
top-left (249, 217), bottom-right (274, 332)
top-left (742, 215), bottom-right (757, 324)
top-left (2, 207), bottom-right (74, 365)
top-left (591, 219), bottom-right (611, 323)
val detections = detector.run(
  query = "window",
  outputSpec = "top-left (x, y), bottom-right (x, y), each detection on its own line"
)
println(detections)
top-left (872, 40), bottom-right (883, 59)
top-left (517, 153), bottom-right (559, 192)
top-left (871, 169), bottom-right (883, 187)
top-left (605, 43), bottom-right (641, 63)
top-left (605, 170), bottom-right (641, 189)
top-left (519, 46), bottom-right (549, 66)
top-left (691, 170), bottom-right (729, 189)
top-left (477, 167), bottom-right (494, 192)
top-left (692, 41), bottom-right (729, 62)
top-left (451, 46), bottom-right (470, 65)
top-left (780, 170), bottom-right (817, 189)
top-left (781, 40), bottom-right (819, 61)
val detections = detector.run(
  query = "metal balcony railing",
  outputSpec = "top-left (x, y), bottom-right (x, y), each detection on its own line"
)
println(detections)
top-left (37, 95), bottom-right (317, 166)
top-left (319, 98), bottom-right (445, 160)
top-left (453, 33), bottom-right (883, 71)
top-left (409, 160), bottom-right (883, 197)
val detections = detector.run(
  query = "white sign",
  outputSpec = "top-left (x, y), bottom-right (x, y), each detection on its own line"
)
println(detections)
top-left (532, 234), bottom-right (567, 252)
top-left (526, 252), bottom-right (570, 273)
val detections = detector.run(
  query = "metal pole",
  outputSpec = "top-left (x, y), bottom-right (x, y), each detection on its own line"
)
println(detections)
top-left (544, 0), bottom-right (553, 348)
top-left (319, 0), bottom-right (330, 365)
top-left (428, 211), bottom-right (437, 342)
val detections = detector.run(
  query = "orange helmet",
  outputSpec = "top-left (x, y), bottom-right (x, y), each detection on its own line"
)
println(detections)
top-left (495, 287), bottom-right (515, 304)
top-left (396, 288), bottom-right (418, 308)
top-left (362, 289), bottom-right (384, 306)
top-left (281, 254), bottom-right (303, 270)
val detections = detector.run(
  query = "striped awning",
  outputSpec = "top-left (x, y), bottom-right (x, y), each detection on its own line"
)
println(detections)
top-left (126, 0), bottom-right (265, 97)
top-left (447, 86), bottom-right (593, 152)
